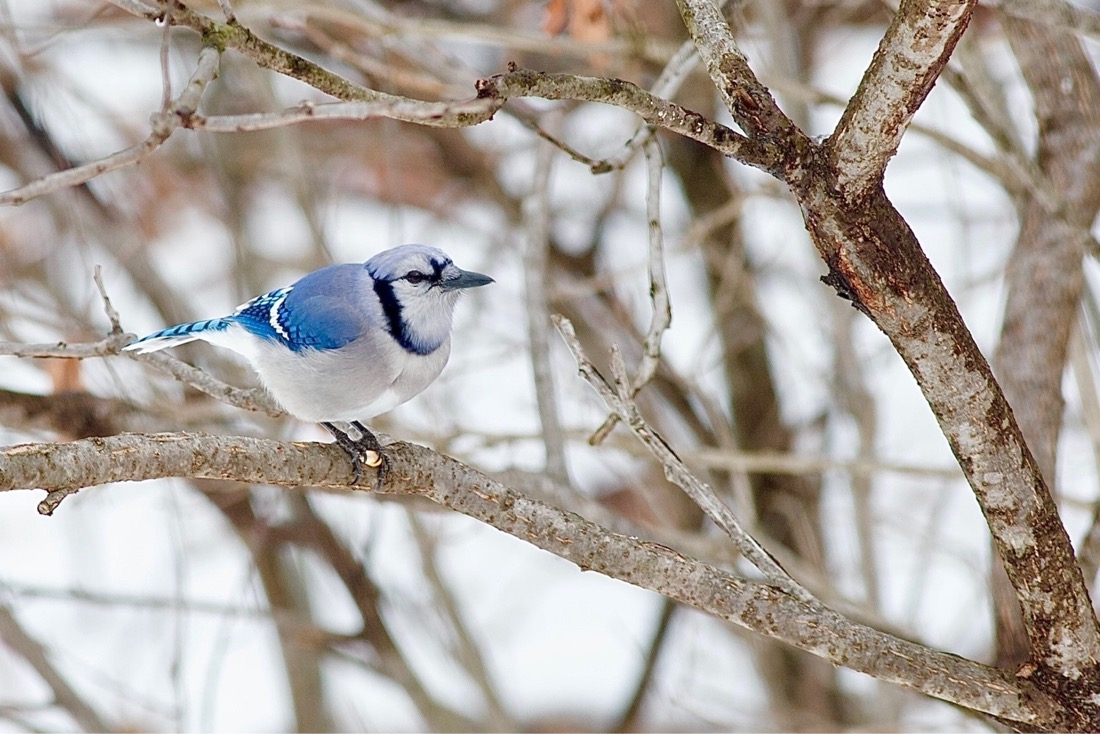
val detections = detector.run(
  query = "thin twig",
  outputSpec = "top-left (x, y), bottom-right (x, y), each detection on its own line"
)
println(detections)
top-left (635, 137), bottom-right (672, 393)
top-left (524, 135), bottom-right (569, 483)
top-left (0, 334), bottom-right (280, 416)
top-left (684, 447), bottom-right (961, 480)
top-left (612, 598), bottom-right (676, 732)
top-left (92, 266), bottom-right (123, 334)
top-left (216, 0), bottom-right (235, 23)
top-left (589, 38), bottom-right (701, 173)
top-left (130, 351), bottom-right (283, 417)
top-left (591, 136), bottom-right (671, 444)
top-left (159, 0), bottom-right (174, 110)
top-left (188, 97), bottom-right (501, 132)
top-left (0, 335), bottom-right (133, 359)
top-left (0, 46), bottom-right (221, 206)
top-left (554, 315), bottom-right (813, 602)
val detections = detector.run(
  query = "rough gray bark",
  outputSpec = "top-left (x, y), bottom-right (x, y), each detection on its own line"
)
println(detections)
top-left (675, 0), bottom-right (1100, 711)
top-left (828, 0), bottom-right (976, 200)
top-left (989, 11), bottom-right (1100, 670)
top-left (0, 434), bottom-right (1070, 729)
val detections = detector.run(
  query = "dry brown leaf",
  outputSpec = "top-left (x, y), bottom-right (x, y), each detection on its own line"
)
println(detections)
top-left (42, 357), bottom-right (84, 393)
top-left (542, 0), bottom-right (611, 42)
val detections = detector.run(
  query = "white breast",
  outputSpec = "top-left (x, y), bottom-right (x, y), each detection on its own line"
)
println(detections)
top-left (239, 328), bottom-right (452, 423)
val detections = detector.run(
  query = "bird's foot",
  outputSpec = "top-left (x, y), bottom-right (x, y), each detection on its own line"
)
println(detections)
top-left (322, 421), bottom-right (389, 488)
top-left (346, 447), bottom-right (388, 487)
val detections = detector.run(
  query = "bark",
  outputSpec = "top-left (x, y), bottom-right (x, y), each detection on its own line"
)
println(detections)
top-left (828, 0), bottom-right (976, 201)
top-left (0, 433), bottom-right (1073, 729)
top-left (677, 0), bottom-right (1100, 711)
top-left (990, 13), bottom-right (1100, 669)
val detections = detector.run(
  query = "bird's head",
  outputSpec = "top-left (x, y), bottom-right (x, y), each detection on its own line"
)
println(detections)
top-left (366, 244), bottom-right (493, 354)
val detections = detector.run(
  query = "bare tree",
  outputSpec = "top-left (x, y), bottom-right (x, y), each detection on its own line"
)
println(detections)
top-left (1, 0), bottom-right (1099, 730)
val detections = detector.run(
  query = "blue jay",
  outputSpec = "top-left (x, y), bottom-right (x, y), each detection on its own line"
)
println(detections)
top-left (125, 244), bottom-right (493, 483)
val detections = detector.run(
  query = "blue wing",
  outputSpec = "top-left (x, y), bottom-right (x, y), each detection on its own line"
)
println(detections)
top-left (231, 266), bottom-right (366, 352)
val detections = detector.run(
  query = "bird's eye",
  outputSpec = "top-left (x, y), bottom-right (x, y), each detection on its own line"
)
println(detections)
top-left (404, 271), bottom-right (427, 284)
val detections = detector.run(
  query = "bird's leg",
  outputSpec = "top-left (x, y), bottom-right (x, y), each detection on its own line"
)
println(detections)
top-left (321, 421), bottom-right (388, 486)
top-left (350, 421), bottom-right (390, 486)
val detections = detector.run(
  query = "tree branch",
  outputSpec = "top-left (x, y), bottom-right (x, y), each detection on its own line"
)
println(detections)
top-left (0, 46), bottom-right (221, 206)
top-left (189, 69), bottom-right (777, 173)
top-left (801, 179), bottom-right (1100, 693)
top-left (0, 432), bottom-right (1071, 728)
top-left (674, 0), bottom-right (800, 142)
top-left (0, 604), bottom-right (111, 731)
top-left (827, 0), bottom-right (977, 202)
top-left (672, 0), bottom-right (1100, 695)
top-left (989, 11), bottom-right (1100, 670)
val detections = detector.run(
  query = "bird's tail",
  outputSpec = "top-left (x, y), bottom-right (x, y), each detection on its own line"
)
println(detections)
top-left (123, 319), bottom-right (232, 354)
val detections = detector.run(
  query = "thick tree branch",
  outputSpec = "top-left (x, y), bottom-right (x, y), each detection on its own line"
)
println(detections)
top-left (0, 433), bottom-right (1073, 728)
top-left (827, 0), bottom-right (977, 202)
top-left (672, 0), bottom-right (1100, 696)
top-left (989, 13), bottom-right (1100, 670)
top-left (0, 388), bottom-right (147, 439)
top-left (801, 180), bottom-right (1100, 698)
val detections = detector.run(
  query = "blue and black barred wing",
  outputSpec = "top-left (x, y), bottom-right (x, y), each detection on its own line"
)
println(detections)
top-left (231, 283), bottom-right (362, 352)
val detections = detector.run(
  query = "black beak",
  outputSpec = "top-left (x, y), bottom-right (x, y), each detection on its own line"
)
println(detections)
top-left (441, 269), bottom-right (494, 291)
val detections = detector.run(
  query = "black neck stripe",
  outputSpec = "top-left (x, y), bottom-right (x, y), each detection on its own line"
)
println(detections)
top-left (373, 278), bottom-right (406, 346)
top-left (373, 277), bottom-right (433, 354)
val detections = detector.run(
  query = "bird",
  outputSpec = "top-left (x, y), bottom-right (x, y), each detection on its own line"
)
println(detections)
top-left (124, 244), bottom-right (493, 483)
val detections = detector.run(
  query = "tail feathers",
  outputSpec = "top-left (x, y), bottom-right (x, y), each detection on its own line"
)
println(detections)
top-left (124, 318), bottom-right (231, 354)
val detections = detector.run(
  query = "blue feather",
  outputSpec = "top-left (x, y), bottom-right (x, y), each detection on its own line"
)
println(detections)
top-left (230, 269), bottom-right (364, 352)
top-left (124, 318), bottom-right (231, 352)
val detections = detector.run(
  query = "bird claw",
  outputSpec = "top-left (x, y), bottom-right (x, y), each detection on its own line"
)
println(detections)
top-left (323, 421), bottom-right (388, 488)
top-left (348, 445), bottom-right (388, 488)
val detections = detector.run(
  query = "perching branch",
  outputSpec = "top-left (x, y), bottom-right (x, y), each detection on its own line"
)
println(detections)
top-left (0, 433), bottom-right (1070, 729)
